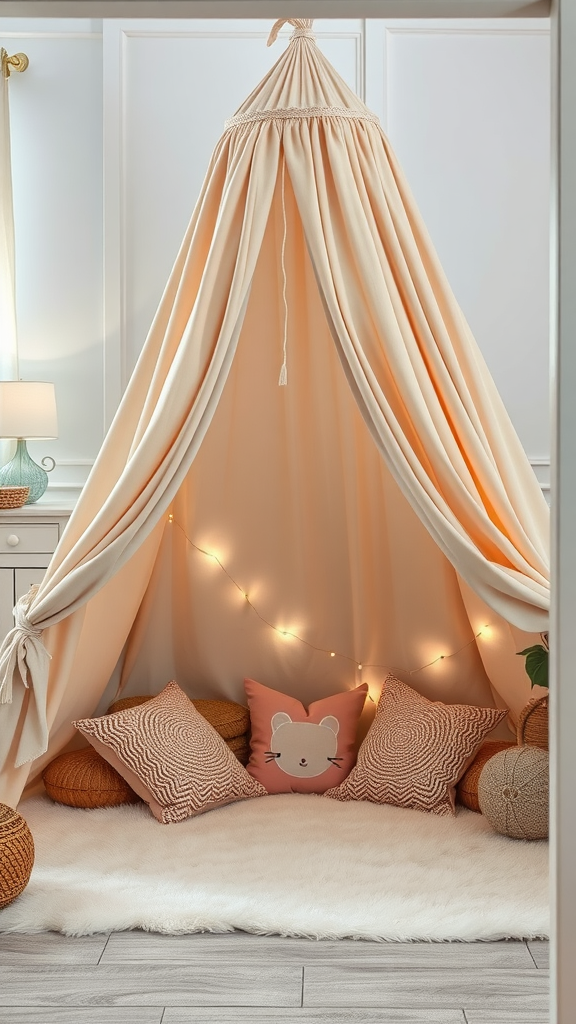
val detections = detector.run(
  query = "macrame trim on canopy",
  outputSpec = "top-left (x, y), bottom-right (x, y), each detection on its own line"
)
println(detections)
top-left (224, 107), bottom-right (381, 130)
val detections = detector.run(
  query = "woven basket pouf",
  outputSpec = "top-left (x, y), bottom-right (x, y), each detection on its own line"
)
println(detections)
top-left (192, 699), bottom-right (250, 740)
top-left (517, 693), bottom-right (548, 751)
top-left (106, 695), bottom-right (152, 715)
top-left (107, 695), bottom-right (250, 740)
top-left (478, 745), bottom-right (548, 840)
top-left (456, 739), bottom-right (515, 812)
top-left (227, 733), bottom-right (250, 766)
top-left (42, 746), bottom-right (141, 808)
top-left (0, 803), bottom-right (35, 908)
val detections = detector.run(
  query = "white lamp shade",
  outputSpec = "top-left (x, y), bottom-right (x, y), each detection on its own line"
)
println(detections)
top-left (0, 381), bottom-right (58, 439)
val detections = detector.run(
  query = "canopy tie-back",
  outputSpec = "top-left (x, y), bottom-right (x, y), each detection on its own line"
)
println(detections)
top-left (267, 19), bottom-right (315, 48)
top-left (0, 585), bottom-right (49, 705)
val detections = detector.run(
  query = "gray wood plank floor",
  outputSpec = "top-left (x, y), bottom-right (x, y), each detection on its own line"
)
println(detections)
top-left (0, 932), bottom-right (550, 1024)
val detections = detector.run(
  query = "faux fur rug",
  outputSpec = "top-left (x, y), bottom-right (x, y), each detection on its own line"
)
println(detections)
top-left (0, 794), bottom-right (548, 940)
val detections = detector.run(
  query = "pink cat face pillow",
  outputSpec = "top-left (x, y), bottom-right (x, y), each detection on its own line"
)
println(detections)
top-left (245, 678), bottom-right (368, 794)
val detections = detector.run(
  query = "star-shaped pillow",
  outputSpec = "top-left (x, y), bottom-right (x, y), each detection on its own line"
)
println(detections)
top-left (324, 673), bottom-right (508, 816)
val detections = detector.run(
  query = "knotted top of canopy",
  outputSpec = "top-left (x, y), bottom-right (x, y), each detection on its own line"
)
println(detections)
top-left (226, 18), bottom-right (375, 125)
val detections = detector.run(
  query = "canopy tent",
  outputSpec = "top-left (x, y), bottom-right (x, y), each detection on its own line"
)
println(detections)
top-left (0, 19), bottom-right (550, 808)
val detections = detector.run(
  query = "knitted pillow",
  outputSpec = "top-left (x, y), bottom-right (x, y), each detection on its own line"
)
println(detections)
top-left (74, 681), bottom-right (266, 824)
top-left (245, 677), bottom-right (368, 794)
top-left (106, 695), bottom-right (250, 762)
top-left (325, 673), bottom-right (508, 816)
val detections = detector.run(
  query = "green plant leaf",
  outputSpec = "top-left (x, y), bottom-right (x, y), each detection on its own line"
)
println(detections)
top-left (516, 644), bottom-right (549, 689)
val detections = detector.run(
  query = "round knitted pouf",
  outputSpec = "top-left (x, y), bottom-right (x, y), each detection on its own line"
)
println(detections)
top-left (0, 803), bottom-right (35, 908)
top-left (478, 746), bottom-right (548, 840)
top-left (42, 746), bottom-right (140, 809)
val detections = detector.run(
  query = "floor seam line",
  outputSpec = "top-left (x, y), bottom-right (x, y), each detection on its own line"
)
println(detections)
top-left (96, 932), bottom-right (112, 966)
top-left (526, 941), bottom-right (540, 968)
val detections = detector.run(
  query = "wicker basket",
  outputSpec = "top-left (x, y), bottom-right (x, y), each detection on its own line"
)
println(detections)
top-left (0, 803), bottom-right (35, 908)
top-left (0, 486), bottom-right (30, 509)
top-left (42, 746), bottom-right (140, 808)
top-left (107, 694), bottom-right (250, 740)
top-left (456, 739), bottom-right (515, 813)
top-left (517, 693), bottom-right (549, 751)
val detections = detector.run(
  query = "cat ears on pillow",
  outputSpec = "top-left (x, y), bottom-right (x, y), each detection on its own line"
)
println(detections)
top-left (271, 712), bottom-right (339, 735)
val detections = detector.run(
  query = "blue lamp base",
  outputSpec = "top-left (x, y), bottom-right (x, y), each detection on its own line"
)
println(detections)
top-left (0, 439), bottom-right (55, 503)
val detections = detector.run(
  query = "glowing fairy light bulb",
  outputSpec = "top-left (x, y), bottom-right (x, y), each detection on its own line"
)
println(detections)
top-left (330, 652), bottom-right (336, 658)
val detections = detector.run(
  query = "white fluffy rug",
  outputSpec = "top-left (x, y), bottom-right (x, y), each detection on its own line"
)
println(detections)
top-left (0, 794), bottom-right (548, 940)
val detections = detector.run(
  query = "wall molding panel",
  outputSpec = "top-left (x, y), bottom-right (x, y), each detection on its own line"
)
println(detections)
top-left (377, 20), bottom-right (549, 133)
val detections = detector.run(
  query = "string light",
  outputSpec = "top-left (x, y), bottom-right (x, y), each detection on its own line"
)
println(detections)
top-left (408, 626), bottom-right (491, 675)
top-left (166, 514), bottom-right (491, 680)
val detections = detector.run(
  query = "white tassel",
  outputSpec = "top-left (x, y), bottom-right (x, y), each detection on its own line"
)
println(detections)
top-left (279, 159), bottom-right (289, 387)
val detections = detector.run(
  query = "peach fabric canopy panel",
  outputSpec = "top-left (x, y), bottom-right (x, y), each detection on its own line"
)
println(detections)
top-left (0, 19), bottom-right (549, 807)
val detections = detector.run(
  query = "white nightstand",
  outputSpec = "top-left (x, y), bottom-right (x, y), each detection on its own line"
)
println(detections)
top-left (0, 500), bottom-right (75, 642)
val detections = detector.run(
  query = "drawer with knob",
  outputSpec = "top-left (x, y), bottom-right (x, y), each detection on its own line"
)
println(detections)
top-left (0, 504), bottom-right (74, 642)
top-left (0, 524), bottom-right (59, 555)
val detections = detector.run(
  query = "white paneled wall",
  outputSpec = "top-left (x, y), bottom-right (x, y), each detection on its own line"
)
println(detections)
top-left (0, 16), bottom-right (551, 501)
top-left (1, 19), bottom-right (103, 496)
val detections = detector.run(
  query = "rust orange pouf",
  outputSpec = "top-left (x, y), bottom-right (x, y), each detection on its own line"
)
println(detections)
top-left (226, 733), bottom-right (250, 766)
top-left (457, 740), bottom-right (515, 813)
top-left (42, 746), bottom-right (141, 809)
top-left (0, 803), bottom-right (35, 908)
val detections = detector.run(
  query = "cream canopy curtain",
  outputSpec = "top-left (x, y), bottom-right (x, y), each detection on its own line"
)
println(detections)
top-left (0, 20), bottom-right (549, 805)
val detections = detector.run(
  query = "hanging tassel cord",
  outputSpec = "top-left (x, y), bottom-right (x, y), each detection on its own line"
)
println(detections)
top-left (279, 159), bottom-right (288, 387)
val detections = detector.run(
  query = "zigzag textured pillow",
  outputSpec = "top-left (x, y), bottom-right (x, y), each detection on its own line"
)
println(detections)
top-left (74, 682), bottom-right (266, 824)
top-left (324, 674), bottom-right (508, 816)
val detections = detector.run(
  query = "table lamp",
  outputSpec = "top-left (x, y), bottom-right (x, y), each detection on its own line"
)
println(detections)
top-left (0, 381), bottom-right (58, 503)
